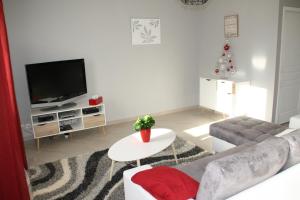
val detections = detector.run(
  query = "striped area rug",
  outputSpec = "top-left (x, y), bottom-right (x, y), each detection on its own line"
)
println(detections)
top-left (28, 137), bottom-right (210, 200)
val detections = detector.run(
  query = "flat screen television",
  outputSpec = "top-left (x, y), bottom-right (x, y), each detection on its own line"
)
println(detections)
top-left (25, 59), bottom-right (87, 109)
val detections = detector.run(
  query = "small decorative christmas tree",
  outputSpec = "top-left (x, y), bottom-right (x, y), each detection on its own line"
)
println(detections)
top-left (214, 40), bottom-right (237, 78)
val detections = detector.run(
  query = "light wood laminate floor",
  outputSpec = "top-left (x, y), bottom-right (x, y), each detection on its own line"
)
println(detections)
top-left (24, 108), bottom-right (224, 167)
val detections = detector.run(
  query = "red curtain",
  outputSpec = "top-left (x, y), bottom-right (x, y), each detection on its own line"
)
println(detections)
top-left (0, 1), bottom-right (30, 199)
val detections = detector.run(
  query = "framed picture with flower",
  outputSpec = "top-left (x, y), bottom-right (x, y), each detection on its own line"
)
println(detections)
top-left (131, 18), bottom-right (161, 45)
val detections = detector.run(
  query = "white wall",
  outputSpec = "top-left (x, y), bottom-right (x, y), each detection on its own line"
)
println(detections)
top-left (197, 0), bottom-right (280, 121)
top-left (4, 0), bottom-right (291, 141)
top-left (3, 0), bottom-right (200, 140)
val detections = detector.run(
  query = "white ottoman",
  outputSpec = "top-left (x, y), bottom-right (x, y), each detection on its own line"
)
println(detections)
top-left (289, 115), bottom-right (300, 129)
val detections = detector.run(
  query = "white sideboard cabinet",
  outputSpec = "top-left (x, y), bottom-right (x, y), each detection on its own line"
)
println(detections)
top-left (199, 77), bottom-right (250, 116)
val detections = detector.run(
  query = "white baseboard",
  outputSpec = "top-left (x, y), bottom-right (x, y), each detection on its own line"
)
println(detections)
top-left (107, 105), bottom-right (199, 125)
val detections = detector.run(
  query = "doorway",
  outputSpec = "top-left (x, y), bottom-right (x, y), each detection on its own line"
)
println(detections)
top-left (275, 7), bottom-right (300, 123)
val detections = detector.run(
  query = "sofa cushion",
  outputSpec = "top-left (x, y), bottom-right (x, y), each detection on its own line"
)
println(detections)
top-left (282, 129), bottom-right (300, 170)
top-left (210, 116), bottom-right (286, 145)
top-left (175, 142), bottom-right (256, 182)
top-left (131, 166), bottom-right (199, 200)
top-left (254, 133), bottom-right (273, 142)
top-left (196, 137), bottom-right (289, 200)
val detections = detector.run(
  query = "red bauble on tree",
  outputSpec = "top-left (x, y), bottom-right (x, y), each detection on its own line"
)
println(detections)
top-left (224, 44), bottom-right (230, 51)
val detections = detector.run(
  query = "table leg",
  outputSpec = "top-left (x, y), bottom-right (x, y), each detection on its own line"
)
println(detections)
top-left (172, 143), bottom-right (178, 164)
top-left (36, 138), bottom-right (40, 150)
top-left (137, 159), bottom-right (141, 166)
top-left (109, 160), bottom-right (115, 181)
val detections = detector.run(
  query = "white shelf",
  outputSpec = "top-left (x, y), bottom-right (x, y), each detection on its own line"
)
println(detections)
top-left (32, 113), bottom-right (57, 124)
top-left (58, 109), bottom-right (81, 119)
top-left (60, 121), bottom-right (83, 134)
top-left (59, 116), bottom-right (83, 122)
top-left (31, 102), bottom-right (106, 149)
top-left (82, 112), bottom-right (104, 117)
top-left (31, 99), bottom-right (104, 116)
top-left (33, 120), bottom-right (58, 126)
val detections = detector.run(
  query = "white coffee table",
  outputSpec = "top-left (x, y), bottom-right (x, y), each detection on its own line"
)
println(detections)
top-left (108, 128), bottom-right (178, 180)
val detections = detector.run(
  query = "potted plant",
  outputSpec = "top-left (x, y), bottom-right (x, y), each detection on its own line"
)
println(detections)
top-left (133, 115), bottom-right (155, 143)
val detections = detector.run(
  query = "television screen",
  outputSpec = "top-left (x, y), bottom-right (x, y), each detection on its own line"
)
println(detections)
top-left (25, 59), bottom-right (87, 107)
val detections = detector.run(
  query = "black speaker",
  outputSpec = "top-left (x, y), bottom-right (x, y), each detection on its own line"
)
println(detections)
top-left (82, 107), bottom-right (100, 115)
top-left (38, 115), bottom-right (54, 122)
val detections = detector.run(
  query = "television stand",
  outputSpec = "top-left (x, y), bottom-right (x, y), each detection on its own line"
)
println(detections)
top-left (30, 101), bottom-right (106, 150)
top-left (40, 102), bottom-right (77, 112)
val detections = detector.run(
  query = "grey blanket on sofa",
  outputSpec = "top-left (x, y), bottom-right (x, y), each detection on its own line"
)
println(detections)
top-left (210, 116), bottom-right (286, 145)
top-left (175, 142), bottom-right (256, 182)
top-left (197, 137), bottom-right (290, 200)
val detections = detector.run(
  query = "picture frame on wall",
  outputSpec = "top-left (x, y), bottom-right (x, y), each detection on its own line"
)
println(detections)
top-left (224, 15), bottom-right (239, 38)
top-left (131, 18), bottom-right (161, 45)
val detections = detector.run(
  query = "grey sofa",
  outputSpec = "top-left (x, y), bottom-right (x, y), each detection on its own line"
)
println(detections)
top-left (177, 136), bottom-right (290, 200)
top-left (124, 118), bottom-right (300, 200)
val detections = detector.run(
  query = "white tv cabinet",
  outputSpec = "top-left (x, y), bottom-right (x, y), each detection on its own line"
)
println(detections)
top-left (30, 101), bottom-right (106, 150)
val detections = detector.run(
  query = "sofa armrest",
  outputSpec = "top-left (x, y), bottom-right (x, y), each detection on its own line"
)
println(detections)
top-left (227, 163), bottom-right (300, 200)
top-left (123, 165), bottom-right (156, 200)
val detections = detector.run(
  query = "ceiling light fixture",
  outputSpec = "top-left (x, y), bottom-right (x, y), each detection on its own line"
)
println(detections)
top-left (181, 0), bottom-right (208, 5)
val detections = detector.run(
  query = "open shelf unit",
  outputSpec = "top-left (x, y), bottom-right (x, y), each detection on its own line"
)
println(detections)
top-left (31, 102), bottom-right (106, 149)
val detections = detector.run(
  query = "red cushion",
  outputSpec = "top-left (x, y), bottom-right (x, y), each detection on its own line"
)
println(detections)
top-left (131, 166), bottom-right (199, 200)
